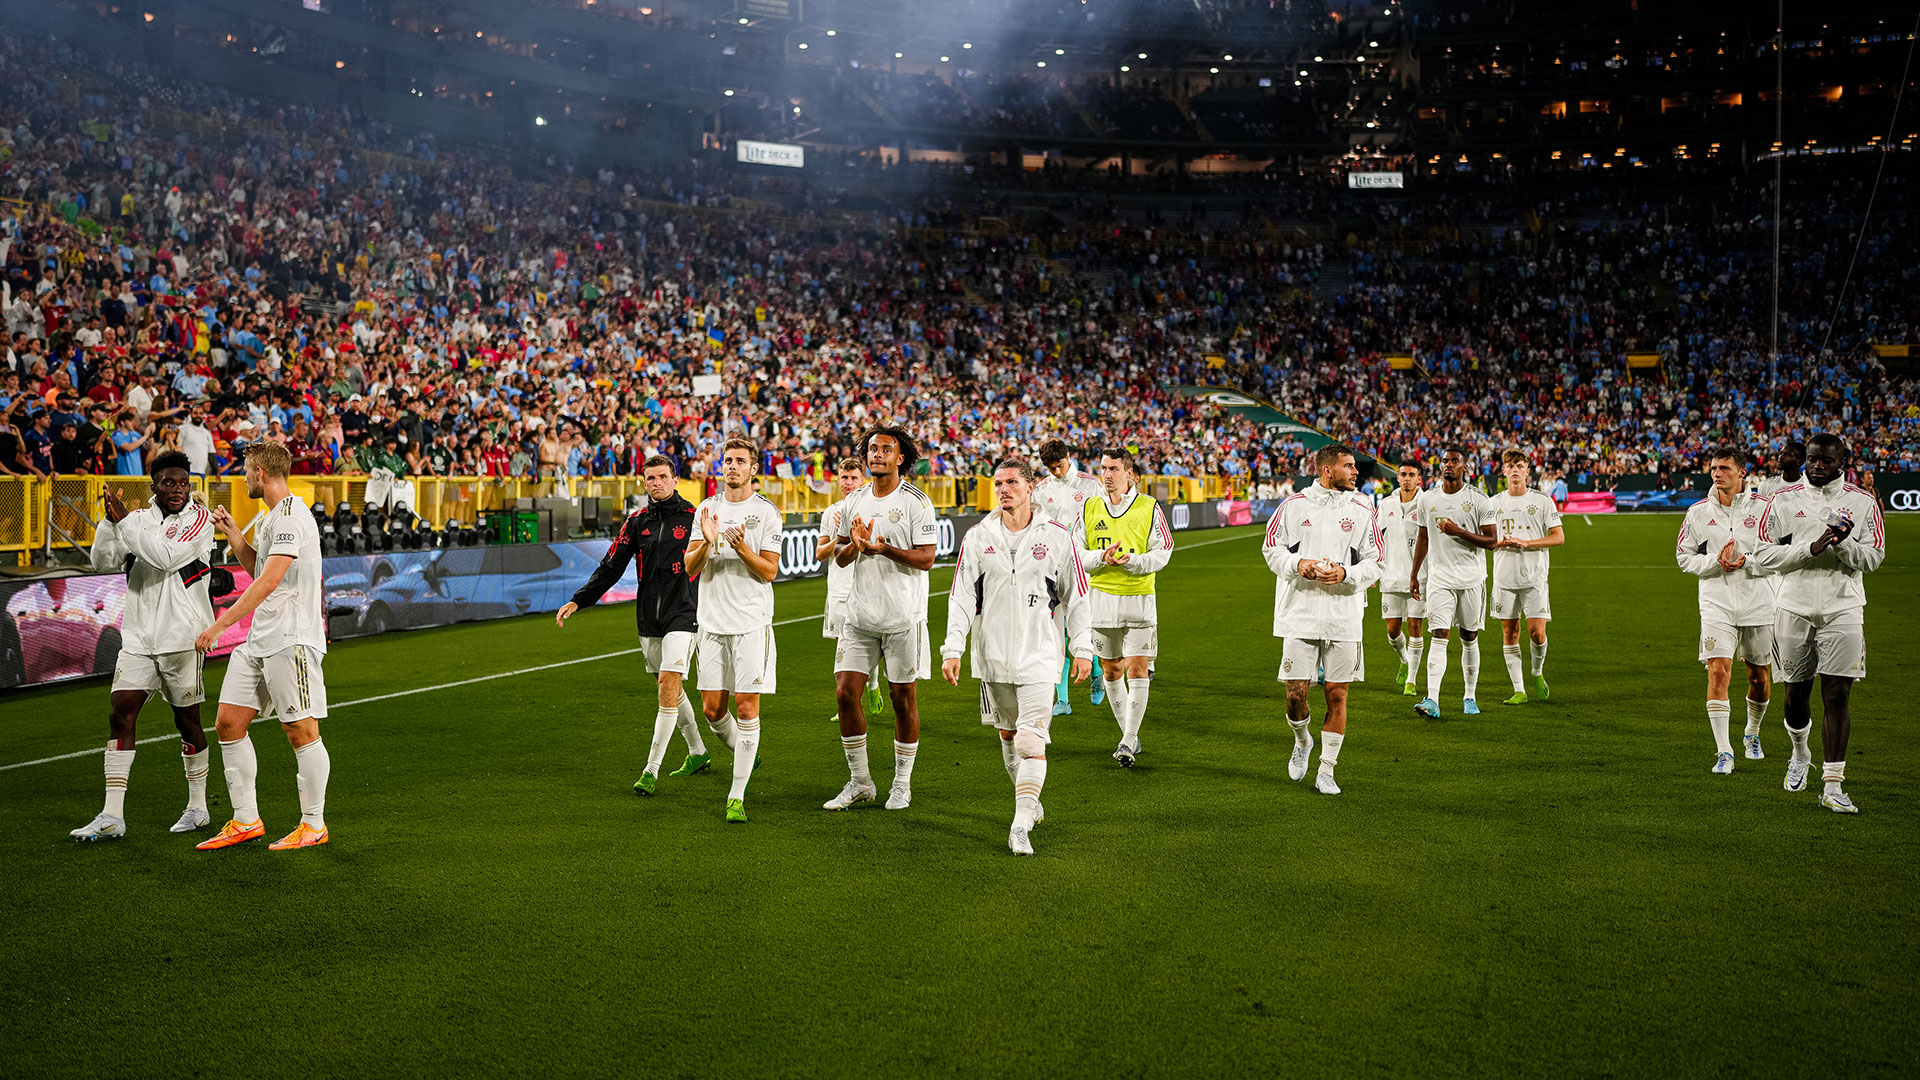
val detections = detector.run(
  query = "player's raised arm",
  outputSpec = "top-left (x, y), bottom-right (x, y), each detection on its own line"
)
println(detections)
top-left (117, 501), bottom-right (214, 573)
top-left (90, 491), bottom-right (131, 571)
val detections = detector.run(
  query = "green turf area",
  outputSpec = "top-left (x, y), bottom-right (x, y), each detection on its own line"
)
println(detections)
top-left (3, 515), bottom-right (1915, 1077)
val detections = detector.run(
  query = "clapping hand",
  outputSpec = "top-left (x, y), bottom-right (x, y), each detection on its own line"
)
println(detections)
top-left (850, 516), bottom-right (882, 554)
top-left (1717, 538), bottom-right (1746, 573)
top-left (1102, 545), bottom-right (1130, 566)
top-left (722, 523), bottom-right (747, 548)
top-left (102, 488), bottom-right (129, 523)
top-left (699, 506), bottom-right (719, 543)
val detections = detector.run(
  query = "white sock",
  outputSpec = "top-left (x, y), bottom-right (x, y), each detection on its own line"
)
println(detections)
top-left (1529, 637), bottom-right (1548, 677)
top-left (1013, 757), bottom-right (1046, 829)
top-left (182, 743), bottom-right (209, 811)
top-left (1406, 635), bottom-right (1425, 682)
top-left (677, 692), bottom-right (707, 755)
top-left (707, 711), bottom-right (739, 751)
top-left (1426, 638), bottom-right (1449, 699)
top-left (1461, 639), bottom-right (1482, 701)
top-left (1124, 678), bottom-right (1150, 743)
top-left (1319, 729), bottom-right (1344, 776)
top-left (294, 738), bottom-right (330, 829)
top-left (1104, 675), bottom-right (1130, 737)
top-left (647, 705), bottom-right (677, 774)
top-left (1388, 632), bottom-right (1406, 665)
top-left (842, 733), bottom-right (872, 785)
top-left (893, 740), bottom-right (918, 788)
top-left (999, 736), bottom-right (1018, 782)
top-left (728, 716), bottom-right (760, 801)
top-left (1503, 644), bottom-right (1525, 693)
top-left (1707, 700), bottom-right (1733, 755)
top-left (221, 735), bottom-right (260, 824)
top-left (1822, 759), bottom-right (1846, 794)
top-left (103, 744), bottom-right (134, 818)
top-left (1744, 696), bottom-right (1768, 737)
top-left (1288, 715), bottom-right (1311, 747)
top-left (1785, 721), bottom-right (1812, 762)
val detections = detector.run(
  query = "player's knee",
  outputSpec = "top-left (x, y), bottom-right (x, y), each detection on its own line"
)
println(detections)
top-left (1013, 730), bottom-right (1046, 759)
top-left (1285, 682), bottom-right (1309, 706)
top-left (1325, 684), bottom-right (1349, 706)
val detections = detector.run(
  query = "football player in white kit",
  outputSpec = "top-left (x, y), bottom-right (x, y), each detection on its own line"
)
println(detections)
top-left (1408, 448), bottom-right (1499, 718)
top-left (1489, 451), bottom-right (1564, 705)
top-left (1675, 446), bottom-right (1775, 773)
top-left (1746, 434), bottom-right (1885, 813)
top-left (1035, 439), bottom-right (1106, 715)
top-left (1261, 444), bottom-right (1383, 794)
top-left (817, 456), bottom-right (883, 721)
top-left (1756, 440), bottom-right (1805, 498)
top-left (823, 427), bottom-right (939, 812)
top-left (686, 438), bottom-right (784, 823)
top-left (942, 459), bottom-right (1093, 855)
top-left (1377, 461), bottom-right (1428, 697)
top-left (194, 442), bottom-right (333, 851)
top-left (71, 451), bottom-right (217, 841)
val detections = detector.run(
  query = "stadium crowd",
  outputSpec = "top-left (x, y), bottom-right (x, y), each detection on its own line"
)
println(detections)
top-left (1, 30), bottom-right (1916, 500)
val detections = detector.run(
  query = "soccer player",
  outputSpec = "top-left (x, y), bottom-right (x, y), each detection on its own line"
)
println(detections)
top-left (816, 456), bottom-right (882, 721)
top-left (1676, 446), bottom-right (1776, 773)
top-left (942, 459), bottom-right (1092, 855)
top-left (70, 451), bottom-right (216, 841)
top-left (556, 455), bottom-right (711, 794)
top-left (1745, 433), bottom-right (1884, 812)
top-left (685, 437), bottom-right (784, 823)
top-left (1260, 444), bottom-right (1383, 794)
top-left (1034, 438), bottom-right (1105, 715)
top-left (1377, 461), bottom-right (1428, 698)
top-left (1757, 440), bottom-right (1805, 498)
top-left (193, 442), bottom-right (332, 851)
top-left (1408, 448), bottom-right (1498, 718)
top-left (1489, 451), bottom-right (1564, 705)
top-left (1077, 446), bottom-right (1173, 766)
top-left (823, 427), bottom-right (938, 811)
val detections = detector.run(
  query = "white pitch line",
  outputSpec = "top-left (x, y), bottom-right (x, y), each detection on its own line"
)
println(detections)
top-left (1, 531), bottom-right (1268, 774)
top-left (1585, 515), bottom-right (1594, 525)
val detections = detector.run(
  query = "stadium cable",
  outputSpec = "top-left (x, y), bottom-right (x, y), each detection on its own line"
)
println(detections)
top-left (1815, 6), bottom-right (1920, 360)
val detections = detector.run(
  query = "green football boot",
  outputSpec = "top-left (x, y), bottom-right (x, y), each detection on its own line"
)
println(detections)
top-left (725, 798), bottom-right (748, 824)
top-left (1532, 675), bottom-right (1550, 701)
top-left (1502, 692), bottom-right (1528, 706)
top-left (1395, 661), bottom-right (1409, 686)
top-left (667, 753), bottom-right (711, 777)
top-left (633, 771), bottom-right (658, 796)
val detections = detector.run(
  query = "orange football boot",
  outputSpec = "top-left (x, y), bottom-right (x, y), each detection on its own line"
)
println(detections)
top-left (269, 823), bottom-right (330, 850)
top-left (196, 819), bottom-right (265, 850)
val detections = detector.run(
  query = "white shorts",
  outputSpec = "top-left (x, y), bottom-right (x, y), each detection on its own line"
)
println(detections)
top-left (1091, 624), bottom-right (1159, 660)
top-left (1491, 584), bottom-right (1552, 622)
top-left (821, 597), bottom-right (850, 640)
top-left (641, 631), bottom-right (695, 677)
top-left (697, 625), bottom-right (778, 695)
top-left (111, 650), bottom-right (206, 706)
top-left (1773, 610), bottom-right (1866, 683)
top-left (1424, 584), bottom-right (1486, 632)
top-left (1699, 621), bottom-right (1774, 667)
top-left (1278, 638), bottom-right (1363, 685)
top-left (977, 681), bottom-right (1055, 741)
top-left (1380, 591), bottom-right (1424, 620)
top-left (835, 621), bottom-right (931, 682)
top-left (219, 646), bottom-right (328, 721)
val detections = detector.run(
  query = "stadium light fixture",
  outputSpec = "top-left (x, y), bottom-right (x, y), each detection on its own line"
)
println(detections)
top-left (826, 29), bottom-right (837, 36)
top-left (794, 106), bottom-right (801, 113)
top-left (1120, 65), bottom-right (1130, 72)
top-left (798, 42), bottom-right (808, 49)
top-left (1294, 80), bottom-right (1301, 85)
top-left (724, 89), bottom-right (735, 96)
top-left (1209, 66), bottom-right (1219, 73)
top-left (1313, 55), bottom-right (1323, 62)
top-left (335, 60), bottom-right (346, 68)
top-left (940, 55), bottom-right (949, 62)
top-left (739, 17), bottom-right (748, 24)
top-left (1037, 61), bottom-right (1047, 67)
top-left (1370, 40), bottom-right (1379, 47)
top-left (963, 42), bottom-right (973, 49)
top-left (1138, 52), bottom-right (1148, 59)
top-left (895, 52), bottom-right (903, 58)
top-left (1055, 49), bottom-right (1065, 55)
top-left (475, 30), bottom-right (483, 37)
top-left (1223, 54), bottom-right (1234, 60)
top-left (534, 116), bottom-right (547, 126)
top-left (1299, 69), bottom-right (1307, 75)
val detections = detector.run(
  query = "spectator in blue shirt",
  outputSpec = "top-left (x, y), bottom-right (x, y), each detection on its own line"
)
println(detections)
top-left (111, 414), bottom-right (148, 475)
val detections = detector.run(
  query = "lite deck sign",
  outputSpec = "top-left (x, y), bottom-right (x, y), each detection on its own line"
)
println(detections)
top-left (736, 140), bottom-right (805, 168)
top-left (1347, 171), bottom-right (1404, 189)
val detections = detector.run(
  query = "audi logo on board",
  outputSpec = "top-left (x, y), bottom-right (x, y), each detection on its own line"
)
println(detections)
top-left (1889, 489), bottom-right (1920, 511)
top-left (772, 517), bottom-right (971, 581)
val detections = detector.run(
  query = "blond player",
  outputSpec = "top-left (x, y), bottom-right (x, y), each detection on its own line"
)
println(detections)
top-left (1676, 445), bottom-right (1775, 773)
top-left (1377, 460), bottom-right (1428, 697)
top-left (194, 442), bottom-right (332, 851)
top-left (1489, 450), bottom-right (1564, 705)
top-left (1077, 447), bottom-right (1173, 766)
top-left (685, 437), bottom-right (784, 824)
top-left (943, 459), bottom-right (1093, 855)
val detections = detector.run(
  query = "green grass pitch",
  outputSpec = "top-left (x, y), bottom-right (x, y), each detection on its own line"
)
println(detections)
top-left (2, 514), bottom-right (1915, 1077)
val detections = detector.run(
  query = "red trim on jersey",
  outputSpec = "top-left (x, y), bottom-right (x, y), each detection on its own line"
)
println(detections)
top-left (177, 507), bottom-right (210, 542)
top-left (1676, 523), bottom-right (1691, 553)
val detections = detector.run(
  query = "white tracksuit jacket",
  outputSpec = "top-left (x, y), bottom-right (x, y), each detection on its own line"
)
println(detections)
top-left (1261, 482), bottom-right (1385, 642)
top-left (942, 511), bottom-right (1093, 684)
top-left (89, 498), bottom-right (217, 655)
top-left (1747, 477), bottom-right (1886, 618)
top-left (1675, 490), bottom-right (1775, 627)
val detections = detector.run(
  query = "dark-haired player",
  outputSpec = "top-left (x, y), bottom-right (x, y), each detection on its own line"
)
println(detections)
top-left (72, 450), bottom-right (216, 840)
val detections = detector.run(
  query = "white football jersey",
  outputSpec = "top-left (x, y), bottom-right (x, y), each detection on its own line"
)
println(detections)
top-left (838, 480), bottom-right (938, 634)
top-left (822, 496), bottom-right (853, 608)
top-left (1676, 490), bottom-right (1775, 627)
top-left (1035, 470), bottom-right (1102, 526)
top-left (241, 494), bottom-right (327, 658)
top-left (1377, 490), bottom-right (1424, 594)
top-left (696, 492), bottom-right (784, 634)
top-left (1414, 483), bottom-right (1494, 591)
top-left (1489, 489), bottom-right (1561, 590)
